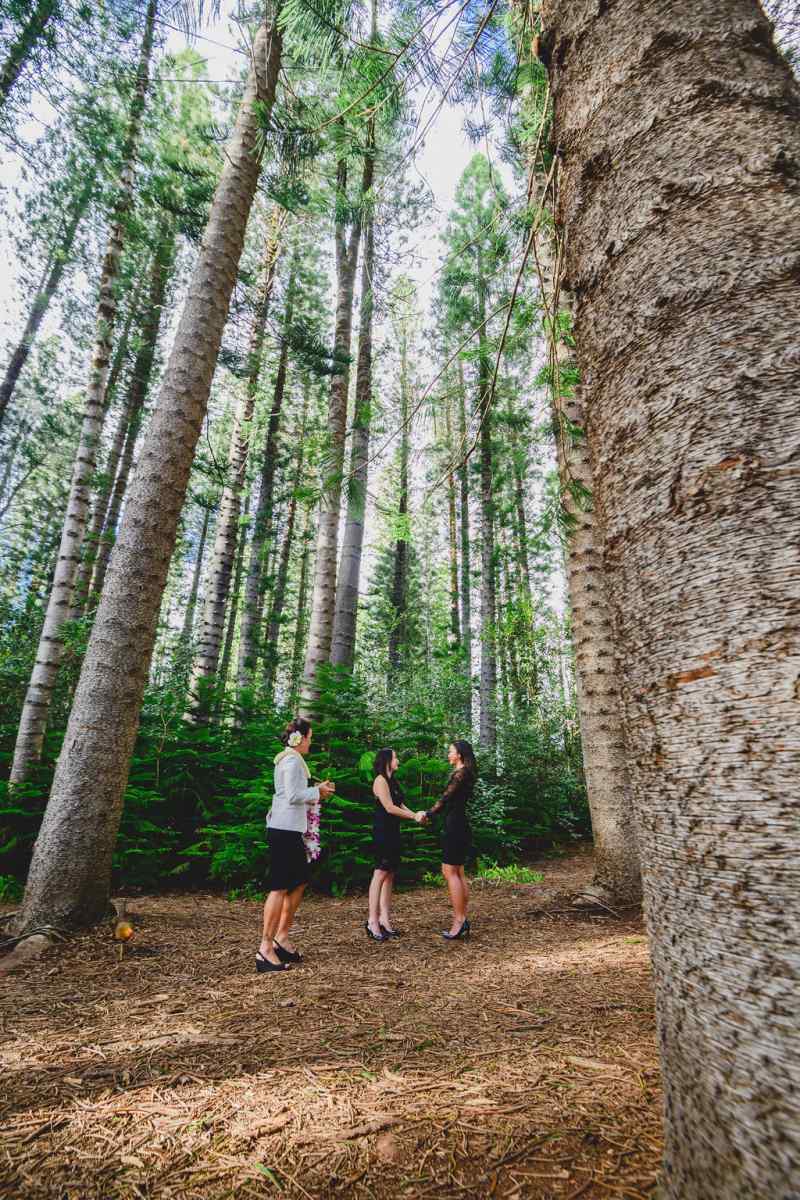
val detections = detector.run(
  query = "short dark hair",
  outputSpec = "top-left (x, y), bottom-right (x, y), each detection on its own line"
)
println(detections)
top-left (451, 739), bottom-right (477, 776)
top-left (373, 747), bottom-right (395, 779)
top-left (280, 717), bottom-right (312, 746)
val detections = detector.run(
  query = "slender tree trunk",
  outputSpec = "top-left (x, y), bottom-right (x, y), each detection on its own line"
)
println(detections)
top-left (476, 267), bottom-right (496, 752)
top-left (457, 362), bottom-right (472, 715)
top-left (9, 0), bottom-right (158, 787)
top-left (262, 381), bottom-right (309, 697)
top-left (299, 153), bottom-right (366, 713)
top-left (289, 503), bottom-right (314, 711)
top-left (501, 535), bottom-right (523, 708)
top-left (541, 2), bottom-right (800, 1194)
top-left (0, 171), bottom-right (95, 430)
top-left (0, 0), bottom-right (58, 110)
top-left (234, 228), bottom-right (293, 696)
top-left (180, 506), bottom-right (210, 646)
top-left (216, 494), bottom-right (249, 711)
top-left (388, 327), bottom-right (410, 677)
top-left (330, 205), bottom-right (375, 669)
top-left (76, 233), bottom-right (174, 613)
top-left (510, 427), bottom-right (533, 601)
top-left (16, 15), bottom-right (283, 932)
top-left (444, 393), bottom-right (461, 650)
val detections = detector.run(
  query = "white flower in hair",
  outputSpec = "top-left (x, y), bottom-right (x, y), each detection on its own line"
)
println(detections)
top-left (288, 730), bottom-right (303, 748)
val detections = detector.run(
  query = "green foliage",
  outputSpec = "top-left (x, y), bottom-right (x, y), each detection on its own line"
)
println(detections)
top-left (473, 861), bottom-right (544, 885)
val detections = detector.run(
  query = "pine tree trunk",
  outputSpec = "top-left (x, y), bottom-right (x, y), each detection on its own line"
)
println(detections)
top-left (0, 0), bottom-right (58, 109)
top-left (510, 427), bottom-right (533, 601)
top-left (289, 504), bottom-right (314, 710)
top-left (235, 232), bottom-right (293, 696)
top-left (0, 170), bottom-right (95, 430)
top-left (476, 269), bottom-right (496, 752)
top-left (330, 205), bottom-right (375, 669)
top-left (541, 2), bottom-right (800, 1194)
top-left (457, 362), bottom-right (472, 712)
top-left (76, 232), bottom-right (174, 613)
top-left (262, 380), bottom-right (310, 697)
top-left (15, 15), bottom-right (283, 932)
top-left (299, 154), bottom-right (366, 713)
top-left (180, 506), bottom-right (210, 646)
top-left (444, 393), bottom-right (460, 649)
top-left (9, 0), bottom-right (158, 787)
top-left (388, 324), bottom-right (410, 677)
top-left (216, 494), bottom-right (249, 711)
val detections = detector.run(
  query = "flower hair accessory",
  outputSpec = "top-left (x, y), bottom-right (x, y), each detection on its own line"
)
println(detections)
top-left (288, 730), bottom-right (303, 748)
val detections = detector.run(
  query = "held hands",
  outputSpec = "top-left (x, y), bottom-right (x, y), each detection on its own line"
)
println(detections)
top-left (318, 780), bottom-right (335, 800)
top-left (413, 810), bottom-right (429, 825)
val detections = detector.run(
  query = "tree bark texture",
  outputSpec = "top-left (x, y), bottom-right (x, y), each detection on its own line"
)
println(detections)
top-left (77, 231), bottom-right (174, 613)
top-left (299, 154), bottom-right (366, 714)
top-left (9, 0), bottom-right (157, 786)
top-left (262, 381), bottom-right (310, 697)
top-left (541, 2), bottom-right (800, 1194)
top-left (457, 364), bottom-right (472, 709)
top-left (216, 494), bottom-right (249, 708)
top-left (444, 392), bottom-right (461, 649)
top-left (330, 207), bottom-right (375, 670)
top-left (388, 323), bottom-right (410, 676)
top-left (0, 0), bottom-right (58, 109)
top-left (477, 274), bottom-right (496, 753)
top-left (234, 216), bottom-right (291, 695)
top-left (179, 505), bottom-right (210, 646)
top-left (0, 170), bottom-right (95, 430)
top-left (289, 504), bottom-right (314, 709)
top-left (16, 16), bottom-right (282, 931)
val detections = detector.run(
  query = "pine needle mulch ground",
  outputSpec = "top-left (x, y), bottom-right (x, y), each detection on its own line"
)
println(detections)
top-left (0, 849), bottom-right (662, 1199)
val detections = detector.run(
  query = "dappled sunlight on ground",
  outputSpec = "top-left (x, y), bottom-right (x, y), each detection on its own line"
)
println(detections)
top-left (0, 850), bottom-right (662, 1198)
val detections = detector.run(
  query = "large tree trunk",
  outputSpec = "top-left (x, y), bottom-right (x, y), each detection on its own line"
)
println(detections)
top-left (457, 361), bottom-right (472, 719)
top-left (540, 2), bottom-right (800, 1195)
top-left (387, 323), bottom-right (410, 677)
top-left (476, 268), bottom-right (496, 752)
top-left (0, 170), bottom-right (95, 430)
top-left (76, 231), bottom-right (175, 613)
top-left (0, 0), bottom-right (58, 109)
top-left (234, 228), bottom-right (292, 697)
top-left (9, 0), bottom-right (158, 787)
top-left (444, 392), bottom-right (461, 650)
top-left (262, 380), bottom-right (310, 697)
top-left (15, 15), bottom-right (283, 932)
top-left (216, 494), bottom-right (249, 711)
top-left (330, 205), bottom-right (375, 669)
top-left (299, 154), bottom-right (365, 713)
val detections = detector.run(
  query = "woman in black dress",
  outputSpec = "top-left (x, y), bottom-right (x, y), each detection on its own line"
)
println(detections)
top-left (366, 748), bottom-right (426, 941)
top-left (424, 740), bottom-right (477, 939)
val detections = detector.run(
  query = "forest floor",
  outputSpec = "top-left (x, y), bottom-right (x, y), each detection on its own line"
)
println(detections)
top-left (0, 847), bottom-right (662, 1199)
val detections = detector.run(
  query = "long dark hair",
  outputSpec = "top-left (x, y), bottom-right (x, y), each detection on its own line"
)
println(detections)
top-left (373, 747), bottom-right (395, 780)
top-left (280, 716), bottom-right (311, 746)
top-left (451, 739), bottom-right (477, 777)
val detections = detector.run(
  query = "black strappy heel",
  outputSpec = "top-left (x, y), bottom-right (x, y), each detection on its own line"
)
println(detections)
top-left (442, 919), bottom-right (470, 941)
top-left (274, 941), bottom-right (302, 964)
top-left (365, 921), bottom-right (388, 942)
top-left (256, 950), bottom-right (290, 973)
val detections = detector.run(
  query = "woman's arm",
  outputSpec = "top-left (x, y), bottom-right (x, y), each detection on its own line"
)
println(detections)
top-left (425, 768), bottom-right (465, 820)
top-left (285, 755), bottom-right (321, 806)
top-left (374, 776), bottom-right (417, 819)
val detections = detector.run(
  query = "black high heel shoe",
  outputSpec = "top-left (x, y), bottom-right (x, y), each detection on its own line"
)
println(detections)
top-left (379, 924), bottom-right (401, 938)
top-left (365, 921), bottom-right (388, 942)
top-left (442, 919), bottom-right (470, 940)
top-left (274, 940), bottom-right (302, 964)
top-left (256, 950), bottom-right (290, 973)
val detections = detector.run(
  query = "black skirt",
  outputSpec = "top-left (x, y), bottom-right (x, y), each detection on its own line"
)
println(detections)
top-left (373, 835), bottom-right (402, 872)
top-left (266, 827), bottom-right (310, 892)
top-left (442, 823), bottom-right (471, 867)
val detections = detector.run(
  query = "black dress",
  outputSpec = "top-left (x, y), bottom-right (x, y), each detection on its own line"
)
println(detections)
top-left (426, 767), bottom-right (473, 867)
top-left (373, 774), bottom-right (404, 872)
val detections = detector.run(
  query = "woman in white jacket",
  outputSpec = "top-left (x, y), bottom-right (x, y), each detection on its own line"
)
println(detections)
top-left (256, 718), bottom-right (334, 974)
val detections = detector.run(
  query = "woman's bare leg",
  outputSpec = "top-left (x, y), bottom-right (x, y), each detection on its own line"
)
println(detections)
top-left (368, 869), bottom-right (389, 934)
top-left (275, 883), bottom-right (307, 952)
top-left (442, 864), bottom-right (466, 933)
top-left (459, 866), bottom-right (470, 913)
top-left (260, 889), bottom-right (287, 963)
top-left (379, 871), bottom-right (395, 930)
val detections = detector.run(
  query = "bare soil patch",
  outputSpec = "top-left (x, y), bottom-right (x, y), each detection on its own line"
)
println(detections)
top-left (0, 848), bottom-right (662, 1198)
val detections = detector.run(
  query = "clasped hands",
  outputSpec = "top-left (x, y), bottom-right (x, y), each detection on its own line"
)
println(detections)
top-left (412, 810), bottom-right (429, 825)
top-left (318, 780), bottom-right (336, 800)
